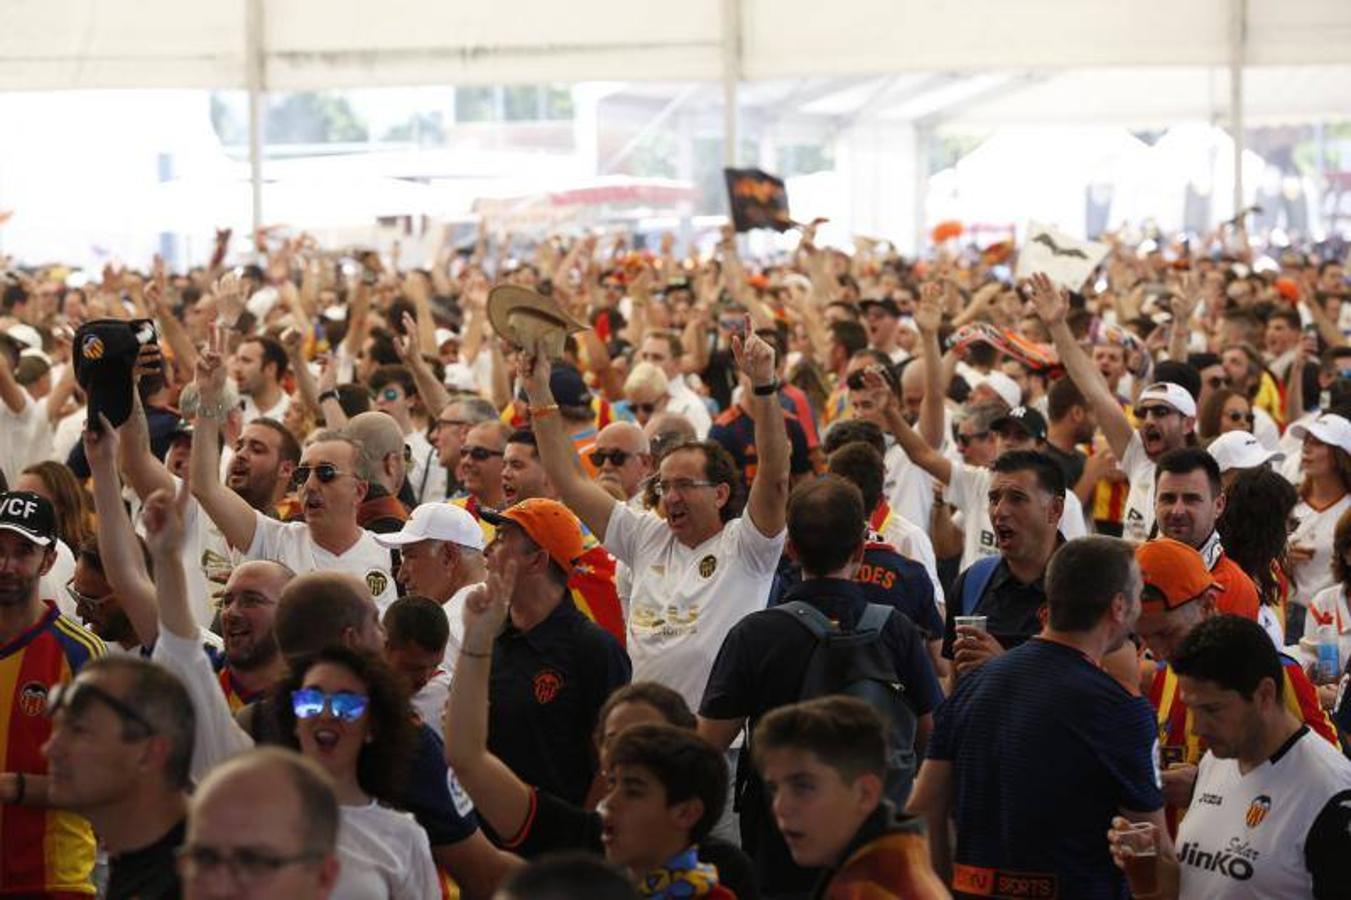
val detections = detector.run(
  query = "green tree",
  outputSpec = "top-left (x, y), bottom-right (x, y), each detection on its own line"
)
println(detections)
top-left (265, 92), bottom-right (369, 144)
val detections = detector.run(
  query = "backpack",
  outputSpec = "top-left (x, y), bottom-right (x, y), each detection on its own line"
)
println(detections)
top-left (959, 554), bottom-right (1001, 616)
top-left (771, 600), bottom-right (919, 806)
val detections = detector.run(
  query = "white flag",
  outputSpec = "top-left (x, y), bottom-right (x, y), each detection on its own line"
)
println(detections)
top-left (1015, 222), bottom-right (1109, 290)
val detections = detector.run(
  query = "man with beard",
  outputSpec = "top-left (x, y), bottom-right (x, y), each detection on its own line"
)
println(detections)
top-left (908, 536), bottom-right (1166, 894)
top-left (118, 388), bottom-right (298, 626)
top-left (0, 490), bottom-right (106, 896)
top-left (231, 335), bottom-right (291, 424)
top-left (190, 332), bottom-right (398, 613)
top-left (1032, 272), bottom-right (1197, 543)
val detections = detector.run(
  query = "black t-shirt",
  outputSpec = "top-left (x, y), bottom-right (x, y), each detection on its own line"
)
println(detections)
top-left (699, 577), bottom-right (941, 896)
top-left (488, 597), bottom-right (632, 806)
top-left (107, 819), bottom-right (186, 900)
top-left (505, 788), bottom-right (760, 900)
top-left (1042, 441), bottom-right (1086, 489)
top-left (941, 555), bottom-right (1048, 659)
top-left (928, 638), bottom-right (1163, 899)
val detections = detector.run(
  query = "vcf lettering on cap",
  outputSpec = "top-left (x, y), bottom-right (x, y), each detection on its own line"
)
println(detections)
top-left (0, 496), bottom-right (39, 520)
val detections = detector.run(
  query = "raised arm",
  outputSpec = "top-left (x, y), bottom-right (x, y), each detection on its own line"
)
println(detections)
top-left (394, 314), bottom-right (452, 419)
top-left (0, 351), bottom-right (25, 414)
top-left (518, 338), bottom-right (619, 539)
top-left (877, 374), bottom-right (953, 486)
top-left (915, 283), bottom-right (948, 449)
top-left (83, 418), bottom-right (159, 649)
top-left (442, 562), bottom-right (533, 842)
top-left (188, 325), bottom-right (258, 552)
top-left (736, 318), bottom-right (790, 538)
top-left (1029, 272), bottom-right (1135, 458)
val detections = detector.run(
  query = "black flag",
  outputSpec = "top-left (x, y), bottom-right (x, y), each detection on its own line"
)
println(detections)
top-left (724, 168), bottom-right (792, 233)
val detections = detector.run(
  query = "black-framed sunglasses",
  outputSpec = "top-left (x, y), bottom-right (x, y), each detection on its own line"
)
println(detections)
top-left (460, 445), bottom-right (504, 462)
top-left (589, 449), bottom-right (633, 468)
top-left (401, 445), bottom-right (414, 464)
top-left (47, 679), bottom-right (156, 737)
top-left (65, 578), bottom-right (114, 610)
top-left (1136, 405), bottom-right (1178, 421)
top-left (1224, 410), bottom-right (1256, 424)
top-left (291, 464), bottom-right (355, 486)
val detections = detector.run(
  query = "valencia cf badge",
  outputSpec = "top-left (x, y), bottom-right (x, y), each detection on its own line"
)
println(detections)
top-left (365, 570), bottom-right (389, 597)
top-left (81, 334), bottom-right (104, 360)
top-left (532, 668), bottom-right (564, 704)
top-left (18, 681), bottom-right (47, 717)
top-left (1245, 794), bottom-right (1271, 828)
top-left (698, 555), bottom-right (717, 578)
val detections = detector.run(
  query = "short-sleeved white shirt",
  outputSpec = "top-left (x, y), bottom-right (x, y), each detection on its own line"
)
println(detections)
top-left (0, 394), bottom-right (39, 484)
top-left (245, 512), bottom-right (398, 613)
top-left (879, 512), bottom-right (944, 608)
top-left (335, 801), bottom-right (439, 900)
top-left (604, 502), bottom-right (786, 709)
top-left (1290, 494), bottom-right (1351, 608)
top-left (1119, 431), bottom-right (1157, 544)
top-left (944, 463), bottom-right (1088, 570)
top-left (406, 429), bottom-right (447, 504)
top-left (240, 391), bottom-right (290, 426)
top-left (884, 442), bottom-right (937, 535)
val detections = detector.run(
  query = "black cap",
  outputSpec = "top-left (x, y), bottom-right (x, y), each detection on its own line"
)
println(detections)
top-left (72, 319), bottom-right (155, 428)
top-left (991, 406), bottom-right (1048, 442)
top-left (550, 363), bottom-right (593, 409)
top-left (0, 491), bottom-right (56, 547)
top-left (859, 297), bottom-right (901, 317)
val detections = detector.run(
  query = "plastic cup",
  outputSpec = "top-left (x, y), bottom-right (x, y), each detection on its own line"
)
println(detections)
top-left (1120, 822), bottom-right (1158, 897)
top-left (954, 615), bottom-right (988, 633)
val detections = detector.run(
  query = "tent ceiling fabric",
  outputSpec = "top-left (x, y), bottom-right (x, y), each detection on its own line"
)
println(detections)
top-left (2, 0), bottom-right (1350, 92)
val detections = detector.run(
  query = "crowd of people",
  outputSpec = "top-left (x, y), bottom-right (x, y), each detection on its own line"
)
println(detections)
top-left (2, 218), bottom-right (1351, 899)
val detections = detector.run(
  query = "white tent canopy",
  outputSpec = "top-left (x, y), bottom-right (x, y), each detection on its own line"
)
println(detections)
top-left (2, 0), bottom-right (1349, 92)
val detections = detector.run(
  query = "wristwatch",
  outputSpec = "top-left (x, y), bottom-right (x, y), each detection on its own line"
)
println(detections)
top-left (752, 380), bottom-right (779, 396)
top-left (318, 389), bottom-right (339, 405)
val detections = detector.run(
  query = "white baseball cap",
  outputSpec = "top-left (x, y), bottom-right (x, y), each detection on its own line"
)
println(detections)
top-left (1289, 413), bottom-right (1351, 455)
top-left (1206, 431), bottom-right (1285, 474)
top-left (972, 370), bottom-right (1022, 409)
top-left (434, 327), bottom-right (461, 349)
top-left (5, 323), bottom-right (42, 351)
top-left (374, 502), bottom-right (485, 552)
top-left (1137, 381), bottom-right (1197, 419)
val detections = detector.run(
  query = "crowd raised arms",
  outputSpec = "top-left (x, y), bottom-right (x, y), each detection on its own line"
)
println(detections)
top-left (1, 218), bottom-right (1351, 900)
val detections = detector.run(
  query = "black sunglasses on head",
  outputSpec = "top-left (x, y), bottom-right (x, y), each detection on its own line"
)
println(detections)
top-left (47, 679), bottom-right (156, 737)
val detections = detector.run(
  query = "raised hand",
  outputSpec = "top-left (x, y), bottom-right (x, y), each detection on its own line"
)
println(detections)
top-left (316, 352), bottom-right (337, 395)
top-left (393, 313), bottom-right (425, 368)
top-left (81, 413), bottom-right (120, 471)
top-left (915, 283), bottom-right (944, 334)
top-left (730, 315), bottom-right (775, 387)
top-left (1027, 272), bottom-right (1068, 326)
top-left (517, 335), bottom-right (553, 403)
top-left (461, 559), bottom-right (517, 652)
top-left (1170, 271), bottom-right (1201, 324)
top-left (280, 326), bottom-right (305, 360)
top-left (214, 272), bottom-right (246, 326)
top-left (194, 323), bottom-right (231, 408)
top-left (141, 473), bottom-right (192, 558)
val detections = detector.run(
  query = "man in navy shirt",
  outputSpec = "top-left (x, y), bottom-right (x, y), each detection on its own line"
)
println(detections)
top-left (699, 475), bottom-right (941, 898)
top-left (908, 535), bottom-right (1167, 899)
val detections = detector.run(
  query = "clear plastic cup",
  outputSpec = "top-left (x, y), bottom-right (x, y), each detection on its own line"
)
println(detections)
top-left (954, 615), bottom-right (988, 633)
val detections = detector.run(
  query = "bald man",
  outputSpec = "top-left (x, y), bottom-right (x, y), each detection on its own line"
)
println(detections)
top-left (591, 421), bottom-right (653, 505)
top-left (183, 748), bottom-right (340, 900)
top-left (346, 411), bottom-right (411, 533)
top-left (643, 411), bottom-right (697, 460)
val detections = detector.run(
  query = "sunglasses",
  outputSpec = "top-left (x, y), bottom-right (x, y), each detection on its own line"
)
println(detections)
top-left (956, 431), bottom-right (990, 448)
top-left (291, 688), bottom-right (369, 722)
top-left (845, 366), bottom-right (891, 391)
top-left (1224, 410), bottom-right (1255, 424)
top-left (401, 445), bottom-right (413, 464)
top-left (460, 445), bottom-right (504, 462)
top-left (291, 464), bottom-right (355, 486)
top-left (589, 449), bottom-right (633, 467)
top-left (47, 679), bottom-right (156, 737)
top-left (379, 387), bottom-right (402, 402)
top-left (65, 578), bottom-right (114, 610)
top-left (1136, 405), bottom-right (1178, 421)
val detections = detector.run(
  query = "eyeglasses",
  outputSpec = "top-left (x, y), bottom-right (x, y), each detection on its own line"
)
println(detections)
top-left (291, 688), bottom-right (369, 722)
top-left (460, 445), bottom-right (504, 462)
top-left (47, 679), bottom-right (156, 737)
top-left (1224, 410), bottom-right (1255, 424)
top-left (176, 845), bottom-right (326, 886)
top-left (1136, 405), bottom-right (1178, 421)
top-left (401, 445), bottom-right (413, 464)
top-left (956, 431), bottom-right (991, 448)
top-left (589, 449), bottom-right (633, 468)
top-left (291, 464), bottom-right (355, 486)
top-left (65, 579), bottom-right (114, 610)
top-left (653, 478), bottom-right (717, 497)
top-left (1205, 376), bottom-right (1226, 389)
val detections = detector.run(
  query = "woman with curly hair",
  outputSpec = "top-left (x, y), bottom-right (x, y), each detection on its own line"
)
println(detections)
top-left (1217, 467), bottom-right (1300, 647)
top-left (270, 645), bottom-right (437, 900)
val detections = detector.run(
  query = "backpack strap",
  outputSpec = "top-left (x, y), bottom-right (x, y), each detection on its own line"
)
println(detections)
top-left (856, 602), bottom-right (892, 635)
top-left (773, 600), bottom-right (836, 639)
top-left (960, 555), bottom-right (1002, 616)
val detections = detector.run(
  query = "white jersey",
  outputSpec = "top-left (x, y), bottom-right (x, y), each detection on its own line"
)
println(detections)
top-left (240, 391), bottom-right (291, 425)
top-left (405, 429), bottom-right (447, 504)
top-left (333, 801), bottom-right (439, 900)
top-left (245, 511), bottom-right (398, 613)
top-left (1177, 727), bottom-right (1351, 899)
top-left (943, 462), bottom-right (1088, 571)
top-left (604, 502), bottom-right (785, 710)
top-left (1289, 494), bottom-right (1351, 609)
top-left (1120, 431), bottom-right (1157, 544)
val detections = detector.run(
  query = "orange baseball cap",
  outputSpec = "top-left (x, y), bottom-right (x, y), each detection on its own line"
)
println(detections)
top-left (1136, 538), bottom-right (1219, 611)
top-left (481, 498), bottom-right (584, 576)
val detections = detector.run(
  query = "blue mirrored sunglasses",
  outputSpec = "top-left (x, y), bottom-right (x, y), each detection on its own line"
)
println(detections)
top-left (290, 688), bottom-right (369, 722)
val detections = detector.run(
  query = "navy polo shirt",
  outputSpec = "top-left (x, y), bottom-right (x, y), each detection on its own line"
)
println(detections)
top-left (708, 405), bottom-right (813, 489)
top-left (941, 555), bottom-right (1049, 660)
top-left (928, 638), bottom-right (1163, 899)
top-left (856, 539), bottom-right (944, 640)
top-left (487, 595), bottom-right (631, 807)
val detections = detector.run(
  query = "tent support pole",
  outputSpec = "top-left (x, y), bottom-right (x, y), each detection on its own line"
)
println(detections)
top-left (722, 0), bottom-right (740, 167)
top-left (1230, 0), bottom-right (1246, 217)
top-left (245, 0), bottom-right (266, 235)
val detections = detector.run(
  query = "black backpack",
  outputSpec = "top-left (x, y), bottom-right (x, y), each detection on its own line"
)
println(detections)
top-left (772, 600), bottom-right (919, 806)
